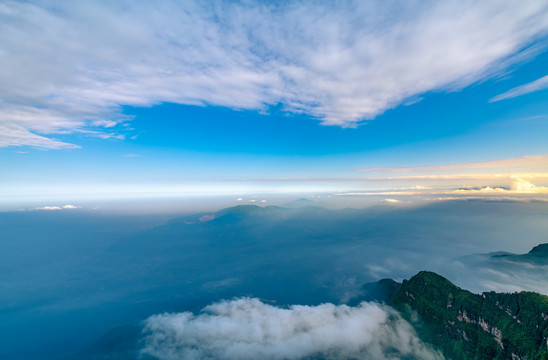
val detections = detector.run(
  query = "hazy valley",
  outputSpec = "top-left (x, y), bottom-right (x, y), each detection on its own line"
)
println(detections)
top-left (2, 200), bottom-right (547, 359)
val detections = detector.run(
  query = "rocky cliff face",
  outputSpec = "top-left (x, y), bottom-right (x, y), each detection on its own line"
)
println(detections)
top-left (383, 271), bottom-right (548, 360)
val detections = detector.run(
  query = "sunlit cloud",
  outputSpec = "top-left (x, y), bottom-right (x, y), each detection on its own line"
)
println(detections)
top-left (35, 206), bottom-right (63, 211)
top-left (337, 177), bottom-right (548, 197)
top-left (34, 204), bottom-right (80, 210)
top-left (490, 74), bottom-right (548, 102)
top-left (61, 204), bottom-right (79, 209)
top-left (2, 1), bottom-right (548, 148)
top-left (364, 173), bottom-right (548, 181)
top-left (431, 197), bottom-right (548, 202)
top-left (335, 170), bottom-right (548, 199)
top-left (351, 156), bottom-right (548, 198)
top-left (357, 154), bottom-right (548, 173)
top-left (510, 175), bottom-right (548, 193)
top-left (454, 186), bottom-right (507, 193)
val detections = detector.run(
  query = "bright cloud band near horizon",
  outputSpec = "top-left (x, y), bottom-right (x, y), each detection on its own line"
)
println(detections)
top-left (1, 0), bottom-right (548, 149)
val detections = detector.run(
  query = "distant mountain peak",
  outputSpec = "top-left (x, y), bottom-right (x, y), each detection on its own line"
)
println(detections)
top-left (490, 242), bottom-right (548, 264)
top-left (219, 204), bottom-right (262, 213)
top-left (529, 243), bottom-right (548, 255)
top-left (215, 204), bottom-right (284, 217)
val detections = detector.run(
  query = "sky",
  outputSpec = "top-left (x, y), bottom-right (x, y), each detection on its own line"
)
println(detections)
top-left (1, 0), bottom-right (548, 211)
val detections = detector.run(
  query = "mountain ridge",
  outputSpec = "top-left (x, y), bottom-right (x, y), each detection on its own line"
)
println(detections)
top-left (357, 270), bottom-right (548, 360)
top-left (491, 242), bottom-right (548, 266)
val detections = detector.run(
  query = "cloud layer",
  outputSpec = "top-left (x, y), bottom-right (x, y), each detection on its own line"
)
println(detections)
top-left (142, 298), bottom-right (443, 360)
top-left (2, 0), bottom-right (548, 148)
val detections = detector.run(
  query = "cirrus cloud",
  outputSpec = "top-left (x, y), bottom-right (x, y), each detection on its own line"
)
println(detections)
top-left (490, 74), bottom-right (548, 102)
top-left (1, 0), bottom-right (548, 148)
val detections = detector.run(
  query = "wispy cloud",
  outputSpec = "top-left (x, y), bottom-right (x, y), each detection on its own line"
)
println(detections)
top-left (143, 298), bottom-right (443, 360)
top-left (357, 154), bottom-right (548, 173)
top-left (0, 124), bottom-right (80, 149)
top-left (490, 74), bottom-right (548, 102)
top-left (364, 173), bottom-right (548, 181)
top-left (2, 1), bottom-right (548, 148)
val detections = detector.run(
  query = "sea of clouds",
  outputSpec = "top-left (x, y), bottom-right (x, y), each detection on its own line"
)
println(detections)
top-left (142, 298), bottom-right (444, 360)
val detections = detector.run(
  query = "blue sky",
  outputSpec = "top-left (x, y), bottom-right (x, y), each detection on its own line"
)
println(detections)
top-left (1, 0), bottom-right (548, 210)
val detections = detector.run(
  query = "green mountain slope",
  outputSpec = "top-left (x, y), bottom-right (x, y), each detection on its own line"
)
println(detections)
top-left (71, 269), bottom-right (548, 360)
top-left (386, 271), bottom-right (548, 360)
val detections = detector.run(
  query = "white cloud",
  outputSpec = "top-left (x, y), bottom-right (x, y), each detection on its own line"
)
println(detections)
top-left (0, 124), bottom-right (80, 149)
top-left (491, 74), bottom-right (548, 102)
top-left (34, 204), bottom-right (80, 210)
top-left (62, 204), bottom-right (80, 209)
top-left (142, 298), bottom-right (444, 360)
top-left (35, 206), bottom-right (62, 211)
top-left (2, 1), bottom-right (548, 148)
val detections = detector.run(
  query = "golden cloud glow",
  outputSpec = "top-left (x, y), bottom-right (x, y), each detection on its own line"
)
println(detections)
top-left (510, 176), bottom-right (548, 194)
top-left (363, 173), bottom-right (548, 181)
top-left (335, 171), bottom-right (548, 199)
top-left (357, 154), bottom-right (548, 173)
